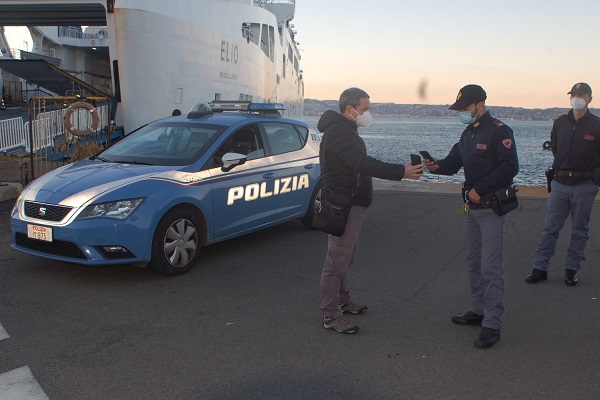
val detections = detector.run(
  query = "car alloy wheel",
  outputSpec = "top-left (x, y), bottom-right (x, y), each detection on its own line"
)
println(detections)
top-left (150, 207), bottom-right (202, 275)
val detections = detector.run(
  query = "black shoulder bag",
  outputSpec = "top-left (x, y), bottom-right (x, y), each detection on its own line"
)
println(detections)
top-left (312, 188), bottom-right (352, 236)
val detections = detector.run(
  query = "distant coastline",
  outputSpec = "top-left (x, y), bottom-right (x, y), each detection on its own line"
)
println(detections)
top-left (304, 98), bottom-right (599, 122)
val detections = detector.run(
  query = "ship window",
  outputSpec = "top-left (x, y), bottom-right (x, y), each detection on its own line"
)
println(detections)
top-left (244, 23), bottom-right (260, 46)
top-left (242, 23), bottom-right (251, 42)
top-left (268, 26), bottom-right (275, 62)
top-left (260, 24), bottom-right (270, 57)
top-left (288, 45), bottom-right (293, 63)
top-left (294, 55), bottom-right (299, 73)
top-left (282, 55), bottom-right (286, 78)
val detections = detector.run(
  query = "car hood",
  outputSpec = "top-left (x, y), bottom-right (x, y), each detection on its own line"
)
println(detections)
top-left (21, 161), bottom-right (177, 206)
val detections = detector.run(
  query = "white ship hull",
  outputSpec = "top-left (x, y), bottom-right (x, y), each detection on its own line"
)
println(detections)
top-left (4, 0), bottom-right (304, 132)
top-left (109, 0), bottom-right (304, 131)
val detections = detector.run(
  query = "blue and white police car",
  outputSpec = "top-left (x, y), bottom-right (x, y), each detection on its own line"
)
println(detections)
top-left (11, 102), bottom-right (322, 275)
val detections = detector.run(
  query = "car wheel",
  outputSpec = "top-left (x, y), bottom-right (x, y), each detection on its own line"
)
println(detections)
top-left (149, 207), bottom-right (202, 276)
top-left (301, 180), bottom-right (323, 228)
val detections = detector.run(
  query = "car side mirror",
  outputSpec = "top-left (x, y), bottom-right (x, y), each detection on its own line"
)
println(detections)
top-left (221, 152), bottom-right (247, 172)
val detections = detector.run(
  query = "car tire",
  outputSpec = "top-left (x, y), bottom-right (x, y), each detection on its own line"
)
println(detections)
top-left (300, 180), bottom-right (323, 229)
top-left (149, 207), bottom-right (202, 276)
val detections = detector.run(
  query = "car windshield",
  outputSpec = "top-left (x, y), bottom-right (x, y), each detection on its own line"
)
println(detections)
top-left (98, 122), bottom-right (225, 166)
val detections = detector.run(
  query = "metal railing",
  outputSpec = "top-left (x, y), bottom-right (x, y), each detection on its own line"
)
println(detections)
top-left (2, 97), bottom-right (112, 182)
top-left (0, 116), bottom-right (25, 153)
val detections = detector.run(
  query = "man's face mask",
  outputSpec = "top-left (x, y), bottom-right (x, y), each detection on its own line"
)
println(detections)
top-left (570, 96), bottom-right (588, 111)
top-left (458, 103), bottom-right (480, 125)
top-left (352, 107), bottom-right (373, 128)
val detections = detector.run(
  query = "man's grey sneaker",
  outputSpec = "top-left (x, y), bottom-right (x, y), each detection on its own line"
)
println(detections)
top-left (340, 302), bottom-right (368, 314)
top-left (322, 316), bottom-right (359, 334)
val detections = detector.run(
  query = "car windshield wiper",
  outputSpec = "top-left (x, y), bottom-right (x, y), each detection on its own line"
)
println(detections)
top-left (90, 155), bottom-right (111, 162)
top-left (112, 160), bottom-right (154, 166)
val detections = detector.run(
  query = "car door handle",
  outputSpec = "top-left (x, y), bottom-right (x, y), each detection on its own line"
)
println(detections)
top-left (304, 164), bottom-right (315, 169)
top-left (263, 172), bottom-right (276, 179)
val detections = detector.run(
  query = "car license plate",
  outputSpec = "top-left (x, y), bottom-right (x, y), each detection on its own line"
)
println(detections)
top-left (27, 224), bottom-right (53, 242)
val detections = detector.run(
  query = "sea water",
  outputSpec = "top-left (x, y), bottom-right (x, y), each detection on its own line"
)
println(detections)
top-left (301, 116), bottom-right (554, 188)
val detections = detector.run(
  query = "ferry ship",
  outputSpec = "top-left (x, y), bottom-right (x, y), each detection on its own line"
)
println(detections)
top-left (0, 0), bottom-right (304, 132)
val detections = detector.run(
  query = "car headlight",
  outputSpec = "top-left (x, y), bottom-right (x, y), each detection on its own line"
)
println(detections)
top-left (76, 198), bottom-right (145, 220)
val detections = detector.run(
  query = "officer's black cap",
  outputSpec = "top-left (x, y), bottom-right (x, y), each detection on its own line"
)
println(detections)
top-left (567, 82), bottom-right (592, 97)
top-left (449, 84), bottom-right (487, 110)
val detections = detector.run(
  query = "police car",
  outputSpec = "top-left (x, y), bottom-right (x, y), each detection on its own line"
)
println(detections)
top-left (11, 101), bottom-right (322, 275)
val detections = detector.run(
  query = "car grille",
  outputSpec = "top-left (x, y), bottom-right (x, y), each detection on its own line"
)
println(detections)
top-left (15, 233), bottom-right (87, 259)
top-left (24, 201), bottom-right (73, 222)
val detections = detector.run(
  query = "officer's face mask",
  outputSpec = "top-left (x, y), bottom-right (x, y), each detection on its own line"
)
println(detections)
top-left (351, 107), bottom-right (373, 128)
top-left (570, 96), bottom-right (588, 111)
top-left (458, 104), bottom-right (480, 125)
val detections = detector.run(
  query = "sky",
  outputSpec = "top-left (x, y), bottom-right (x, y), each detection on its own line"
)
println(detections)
top-left (293, 0), bottom-right (600, 109)
top-left (4, 0), bottom-right (600, 109)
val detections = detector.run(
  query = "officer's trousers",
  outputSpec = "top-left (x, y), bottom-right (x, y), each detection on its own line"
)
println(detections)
top-left (465, 208), bottom-right (508, 330)
top-left (533, 180), bottom-right (598, 272)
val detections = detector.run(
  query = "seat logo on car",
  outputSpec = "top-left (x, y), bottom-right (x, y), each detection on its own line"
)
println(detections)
top-left (227, 173), bottom-right (310, 205)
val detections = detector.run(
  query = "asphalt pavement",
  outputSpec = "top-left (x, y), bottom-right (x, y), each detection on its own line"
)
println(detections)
top-left (1, 185), bottom-right (599, 399)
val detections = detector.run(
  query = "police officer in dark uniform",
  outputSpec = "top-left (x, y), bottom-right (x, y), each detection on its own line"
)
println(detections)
top-left (424, 84), bottom-right (519, 349)
top-left (526, 83), bottom-right (600, 286)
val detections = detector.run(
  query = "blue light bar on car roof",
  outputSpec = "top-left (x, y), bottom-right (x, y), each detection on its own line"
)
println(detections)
top-left (207, 101), bottom-right (286, 112)
top-left (248, 102), bottom-right (286, 111)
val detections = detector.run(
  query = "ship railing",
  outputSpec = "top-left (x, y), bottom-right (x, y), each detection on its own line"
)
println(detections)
top-left (81, 27), bottom-right (108, 40)
top-left (0, 117), bottom-right (26, 154)
top-left (25, 103), bottom-right (110, 180)
top-left (58, 26), bottom-right (83, 39)
top-left (255, 0), bottom-right (296, 5)
top-left (20, 50), bottom-right (61, 67)
top-left (3, 99), bottom-right (110, 181)
top-left (57, 26), bottom-right (108, 40)
top-left (23, 104), bottom-right (110, 154)
top-left (1, 106), bottom-right (110, 156)
top-left (8, 48), bottom-right (21, 59)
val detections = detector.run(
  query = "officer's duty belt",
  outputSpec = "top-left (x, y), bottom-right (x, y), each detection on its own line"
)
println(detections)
top-left (555, 170), bottom-right (594, 178)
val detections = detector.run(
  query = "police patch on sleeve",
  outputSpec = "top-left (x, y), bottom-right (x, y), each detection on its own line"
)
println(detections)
top-left (502, 139), bottom-right (513, 149)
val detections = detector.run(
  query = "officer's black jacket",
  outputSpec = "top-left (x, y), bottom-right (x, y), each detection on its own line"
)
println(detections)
top-left (550, 109), bottom-right (600, 184)
top-left (433, 111), bottom-right (519, 197)
top-left (317, 110), bottom-right (405, 207)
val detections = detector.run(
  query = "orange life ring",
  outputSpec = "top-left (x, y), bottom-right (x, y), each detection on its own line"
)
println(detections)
top-left (64, 101), bottom-right (100, 137)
